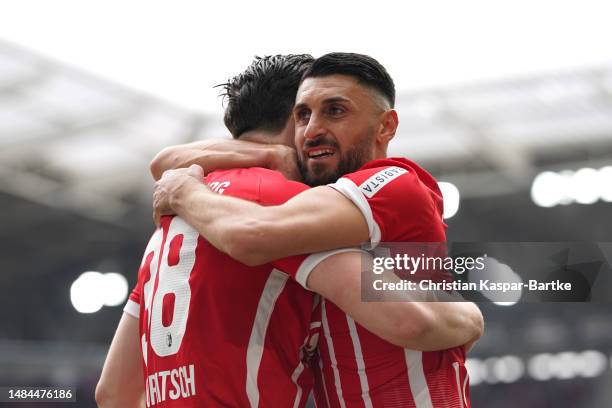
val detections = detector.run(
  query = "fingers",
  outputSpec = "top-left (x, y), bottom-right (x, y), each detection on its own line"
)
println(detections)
top-left (188, 164), bottom-right (205, 180)
top-left (152, 167), bottom-right (198, 227)
top-left (153, 209), bottom-right (161, 228)
top-left (152, 181), bottom-right (170, 227)
top-left (153, 199), bottom-right (171, 227)
top-left (152, 190), bottom-right (162, 227)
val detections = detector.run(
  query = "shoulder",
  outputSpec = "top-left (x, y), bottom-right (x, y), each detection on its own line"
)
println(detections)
top-left (206, 167), bottom-right (276, 182)
top-left (328, 158), bottom-right (445, 243)
top-left (208, 167), bottom-right (309, 205)
top-left (335, 158), bottom-right (441, 203)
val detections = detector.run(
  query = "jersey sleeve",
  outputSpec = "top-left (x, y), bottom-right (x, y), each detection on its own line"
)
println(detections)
top-left (327, 163), bottom-right (445, 247)
top-left (123, 284), bottom-right (140, 318)
top-left (273, 248), bottom-right (365, 288)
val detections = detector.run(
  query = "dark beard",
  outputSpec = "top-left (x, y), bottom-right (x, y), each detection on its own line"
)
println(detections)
top-left (299, 136), bottom-right (374, 186)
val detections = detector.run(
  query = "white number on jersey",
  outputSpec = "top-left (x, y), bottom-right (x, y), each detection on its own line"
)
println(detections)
top-left (141, 217), bottom-right (199, 360)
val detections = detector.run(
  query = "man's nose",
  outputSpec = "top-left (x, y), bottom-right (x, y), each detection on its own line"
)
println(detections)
top-left (303, 113), bottom-right (326, 142)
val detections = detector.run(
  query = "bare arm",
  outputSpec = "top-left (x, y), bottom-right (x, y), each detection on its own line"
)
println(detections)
top-left (150, 139), bottom-right (299, 181)
top-left (158, 171), bottom-right (484, 350)
top-left (95, 313), bottom-right (145, 408)
top-left (153, 166), bottom-right (370, 266)
top-left (308, 251), bottom-right (484, 351)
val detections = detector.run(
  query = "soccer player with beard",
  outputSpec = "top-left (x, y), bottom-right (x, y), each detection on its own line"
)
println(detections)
top-left (97, 54), bottom-right (481, 408)
top-left (153, 53), bottom-right (482, 407)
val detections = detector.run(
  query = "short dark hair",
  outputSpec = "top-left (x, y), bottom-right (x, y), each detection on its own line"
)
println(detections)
top-left (219, 54), bottom-right (314, 138)
top-left (302, 52), bottom-right (395, 108)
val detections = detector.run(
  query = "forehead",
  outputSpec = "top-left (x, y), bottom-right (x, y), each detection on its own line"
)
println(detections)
top-left (296, 74), bottom-right (371, 106)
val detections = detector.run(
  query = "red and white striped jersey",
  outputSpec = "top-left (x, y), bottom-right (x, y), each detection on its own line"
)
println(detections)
top-left (298, 158), bottom-right (471, 408)
top-left (124, 167), bottom-right (321, 408)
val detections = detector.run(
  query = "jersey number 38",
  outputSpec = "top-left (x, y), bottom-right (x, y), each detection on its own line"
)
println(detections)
top-left (140, 217), bottom-right (199, 361)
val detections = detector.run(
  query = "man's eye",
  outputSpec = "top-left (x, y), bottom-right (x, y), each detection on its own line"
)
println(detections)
top-left (327, 106), bottom-right (345, 116)
top-left (296, 109), bottom-right (311, 122)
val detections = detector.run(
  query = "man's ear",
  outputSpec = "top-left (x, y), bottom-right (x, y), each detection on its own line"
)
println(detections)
top-left (377, 109), bottom-right (399, 144)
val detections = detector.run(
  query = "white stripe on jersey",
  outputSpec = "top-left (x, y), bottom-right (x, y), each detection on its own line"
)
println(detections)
top-left (246, 269), bottom-right (289, 408)
top-left (291, 322), bottom-right (320, 408)
top-left (321, 299), bottom-right (346, 408)
top-left (463, 370), bottom-right (469, 408)
top-left (345, 316), bottom-right (374, 408)
top-left (452, 362), bottom-right (465, 408)
top-left (404, 350), bottom-right (434, 408)
top-left (319, 356), bottom-right (332, 408)
top-left (291, 361), bottom-right (305, 408)
top-left (328, 178), bottom-right (381, 248)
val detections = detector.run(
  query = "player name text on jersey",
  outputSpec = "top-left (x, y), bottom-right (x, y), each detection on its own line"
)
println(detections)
top-left (145, 364), bottom-right (196, 407)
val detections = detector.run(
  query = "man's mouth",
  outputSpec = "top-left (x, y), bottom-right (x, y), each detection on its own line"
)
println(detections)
top-left (307, 148), bottom-right (336, 160)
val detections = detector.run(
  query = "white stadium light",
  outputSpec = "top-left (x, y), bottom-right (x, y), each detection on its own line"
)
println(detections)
top-left (483, 357), bottom-right (500, 384)
top-left (70, 271), bottom-right (105, 314)
top-left (568, 168), bottom-right (599, 204)
top-left (480, 356), bottom-right (524, 384)
top-left (531, 167), bottom-right (612, 207)
top-left (471, 356), bottom-right (526, 385)
top-left (528, 350), bottom-right (608, 381)
top-left (579, 350), bottom-right (607, 378)
top-left (551, 351), bottom-right (580, 380)
top-left (557, 170), bottom-right (575, 206)
top-left (492, 355), bottom-right (525, 383)
top-left (599, 166), bottom-right (612, 202)
top-left (438, 182), bottom-right (460, 219)
top-left (101, 272), bottom-right (129, 307)
top-left (531, 171), bottom-right (566, 207)
top-left (70, 271), bottom-right (129, 313)
top-left (468, 257), bottom-right (522, 306)
top-left (465, 358), bottom-right (485, 386)
top-left (528, 353), bottom-right (554, 381)
top-left (469, 351), bottom-right (608, 386)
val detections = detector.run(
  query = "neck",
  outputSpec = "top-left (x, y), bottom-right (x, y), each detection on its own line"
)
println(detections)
top-left (373, 145), bottom-right (388, 160)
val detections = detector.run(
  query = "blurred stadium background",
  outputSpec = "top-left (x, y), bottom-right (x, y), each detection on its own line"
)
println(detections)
top-left (1, 1), bottom-right (612, 406)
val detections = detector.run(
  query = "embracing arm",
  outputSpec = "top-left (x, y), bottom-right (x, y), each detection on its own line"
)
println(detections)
top-left (308, 251), bottom-right (484, 351)
top-left (150, 139), bottom-right (299, 181)
top-left (157, 169), bottom-right (369, 266)
top-left (95, 313), bottom-right (144, 408)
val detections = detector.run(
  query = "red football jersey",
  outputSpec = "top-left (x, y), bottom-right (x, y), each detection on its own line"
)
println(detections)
top-left (293, 158), bottom-right (470, 408)
top-left (124, 168), bottom-right (320, 407)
